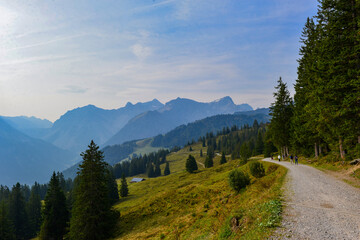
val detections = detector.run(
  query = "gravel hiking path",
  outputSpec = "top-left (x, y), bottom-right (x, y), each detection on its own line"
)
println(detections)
top-left (263, 158), bottom-right (360, 240)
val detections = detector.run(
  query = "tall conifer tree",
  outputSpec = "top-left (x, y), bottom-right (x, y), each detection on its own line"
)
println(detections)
top-left (269, 77), bottom-right (293, 157)
top-left (69, 140), bottom-right (118, 240)
top-left (119, 174), bottom-right (129, 198)
top-left (9, 183), bottom-right (28, 239)
top-left (40, 172), bottom-right (69, 240)
top-left (0, 200), bottom-right (15, 240)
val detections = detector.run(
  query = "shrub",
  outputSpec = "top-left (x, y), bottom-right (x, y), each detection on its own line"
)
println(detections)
top-left (228, 169), bottom-right (250, 193)
top-left (249, 161), bottom-right (265, 178)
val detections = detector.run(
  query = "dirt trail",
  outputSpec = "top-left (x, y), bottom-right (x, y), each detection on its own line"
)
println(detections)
top-left (263, 158), bottom-right (360, 240)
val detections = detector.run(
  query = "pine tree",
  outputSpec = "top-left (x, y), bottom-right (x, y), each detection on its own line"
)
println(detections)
top-left (269, 77), bottom-right (293, 157)
top-left (186, 155), bottom-right (198, 173)
top-left (9, 183), bottom-right (28, 239)
top-left (146, 163), bottom-right (155, 178)
top-left (107, 170), bottom-right (119, 204)
top-left (205, 155), bottom-right (214, 168)
top-left (254, 131), bottom-right (264, 155)
top-left (40, 172), bottom-right (69, 240)
top-left (220, 152), bottom-right (227, 164)
top-left (154, 161), bottom-right (161, 177)
top-left (69, 140), bottom-right (118, 240)
top-left (200, 149), bottom-right (203, 157)
top-left (164, 162), bottom-right (170, 176)
top-left (0, 200), bottom-right (15, 240)
top-left (119, 174), bottom-right (129, 198)
top-left (27, 184), bottom-right (42, 238)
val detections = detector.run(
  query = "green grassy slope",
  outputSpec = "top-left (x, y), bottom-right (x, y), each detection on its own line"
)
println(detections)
top-left (112, 143), bottom-right (287, 239)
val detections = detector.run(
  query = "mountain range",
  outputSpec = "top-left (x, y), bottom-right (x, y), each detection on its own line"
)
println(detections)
top-left (104, 97), bottom-right (252, 146)
top-left (0, 96), bottom-right (256, 185)
top-left (0, 118), bottom-right (75, 186)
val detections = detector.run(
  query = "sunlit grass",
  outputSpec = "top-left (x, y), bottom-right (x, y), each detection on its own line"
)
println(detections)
top-left (112, 145), bottom-right (287, 240)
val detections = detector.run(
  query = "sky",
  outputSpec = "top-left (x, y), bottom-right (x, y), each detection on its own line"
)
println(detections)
top-left (0, 0), bottom-right (318, 122)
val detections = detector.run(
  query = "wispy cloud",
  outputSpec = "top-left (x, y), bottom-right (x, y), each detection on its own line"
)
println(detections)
top-left (57, 85), bottom-right (88, 94)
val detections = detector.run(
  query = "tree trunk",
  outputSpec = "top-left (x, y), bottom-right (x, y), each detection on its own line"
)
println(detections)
top-left (319, 144), bottom-right (322, 156)
top-left (286, 146), bottom-right (289, 157)
top-left (339, 138), bottom-right (345, 160)
top-left (315, 142), bottom-right (319, 158)
top-left (358, 135), bottom-right (360, 144)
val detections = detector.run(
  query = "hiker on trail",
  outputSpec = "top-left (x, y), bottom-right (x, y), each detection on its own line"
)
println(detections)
top-left (278, 154), bottom-right (281, 162)
top-left (290, 155), bottom-right (294, 164)
top-left (295, 155), bottom-right (298, 165)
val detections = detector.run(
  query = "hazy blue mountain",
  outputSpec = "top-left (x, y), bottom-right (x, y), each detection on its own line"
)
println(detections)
top-left (1, 116), bottom-right (53, 139)
top-left (2, 116), bottom-right (53, 129)
top-left (42, 99), bottom-right (164, 153)
top-left (0, 117), bottom-right (76, 186)
top-left (105, 96), bottom-right (252, 146)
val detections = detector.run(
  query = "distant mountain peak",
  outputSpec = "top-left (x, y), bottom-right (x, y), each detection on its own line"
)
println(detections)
top-left (213, 96), bottom-right (234, 104)
top-left (125, 102), bottom-right (133, 107)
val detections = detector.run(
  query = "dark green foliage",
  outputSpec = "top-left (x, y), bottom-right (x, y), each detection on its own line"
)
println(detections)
top-left (268, 77), bottom-right (293, 157)
top-left (186, 155), bottom-right (198, 173)
top-left (228, 169), bottom-right (250, 193)
top-left (249, 162), bottom-right (265, 178)
top-left (154, 161), bottom-right (161, 177)
top-left (146, 163), bottom-right (155, 178)
top-left (120, 174), bottom-right (129, 198)
top-left (69, 140), bottom-right (119, 240)
top-left (26, 184), bottom-right (42, 238)
top-left (292, 0), bottom-right (360, 159)
top-left (40, 172), bottom-right (69, 240)
top-left (9, 183), bottom-right (28, 239)
top-left (200, 148), bottom-right (203, 157)
top-left (239, 143), bottom-right (251, 164)
top-left (220, 152), bottom-right (227, 164)
top-left (113, 149), bottom-right (170, 179)
top-left (189, 146), bottom-right (193, 151)
top-left (107, 170), bottom-right (119, 204)
top-left (205, 155), bottom-right (214, 168)
top-left (164, 162), bottom-right (170, 176)
top-left (0, 201), bottom-right (15, 240)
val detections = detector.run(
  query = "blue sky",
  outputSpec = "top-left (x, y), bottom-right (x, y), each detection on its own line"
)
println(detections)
top-left (0, 0), bottom-right (318, 121)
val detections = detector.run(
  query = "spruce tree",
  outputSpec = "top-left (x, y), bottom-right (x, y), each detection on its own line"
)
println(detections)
top-left (40, 172), bottom-right (69, 240)
top-left (107, 170), bottom-right (119, 204)
top-left (220, 152), bottom-right (227, 164)
top-left (119, 174), bottom-right (129, 198)
top-left (185, 155), bottom-right (198, 173)
top-left (9, 183), bottom-right (28, 239)
top-left (200, 148), bottom-right (203, 157)
top-left (205, 155), bottom-right (214, 168)
top-left (69, 140), bottom-right (118, 240)
top-left (146, 163), bottom-right (155, 178)
top-left (154, 161), bottom-right (161, 177)
top-left (269, 77), bottom-right (293, 157)
top-left (164, 162), bottom-right (170, 176)
top-left (27, 184), bottom-right (42, 238)
top-left (0, 200), bottom-right (15, 240)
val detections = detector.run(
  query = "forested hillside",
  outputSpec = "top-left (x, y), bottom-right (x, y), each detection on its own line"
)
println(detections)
top-left (268, 0), bottom-right (359, 160)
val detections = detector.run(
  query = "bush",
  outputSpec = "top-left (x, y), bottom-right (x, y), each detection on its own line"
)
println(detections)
top-left (228, 169), bottom-right (250, 193)
top-left (249, 161), bottom-right (265, 178)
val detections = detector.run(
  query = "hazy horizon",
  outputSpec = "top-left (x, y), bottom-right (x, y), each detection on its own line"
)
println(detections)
top-left (0, 0), bottom-right (318, 121)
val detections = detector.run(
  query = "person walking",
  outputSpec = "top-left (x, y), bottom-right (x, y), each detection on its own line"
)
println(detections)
top-left (278, 154), bottom-right (281, 162)
top-left (290, 155), bottom-right (294, 164)
top-left (295, 155), bottom-right (298, 165)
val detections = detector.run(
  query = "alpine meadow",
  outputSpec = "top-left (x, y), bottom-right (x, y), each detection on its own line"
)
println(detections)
top-left (0, 0), bottom-right (359, 239)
